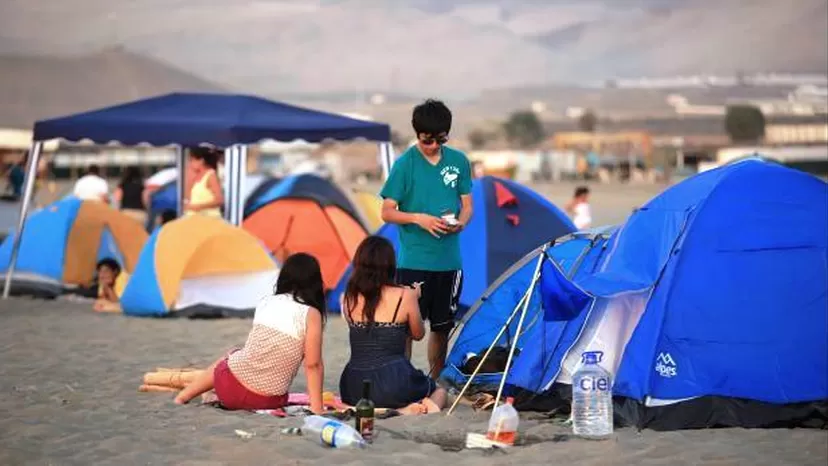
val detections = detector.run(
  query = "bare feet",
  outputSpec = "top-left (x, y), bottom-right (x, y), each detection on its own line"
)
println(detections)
top-left (421, 397), bottom-right (441, 414)
top-left (398, 402), bottom-right (427, 415)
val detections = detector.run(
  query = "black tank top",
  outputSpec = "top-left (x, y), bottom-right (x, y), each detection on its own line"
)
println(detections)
top-left (120, 180), bottom-right (144, 210)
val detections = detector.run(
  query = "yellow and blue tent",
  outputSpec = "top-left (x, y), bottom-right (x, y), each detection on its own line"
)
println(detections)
top-left (0, 197), bottom-right (147, 298)
top-left (120, 215), bottom-right (278, 318)
top-left (351, 189), bottom-right (384, 232)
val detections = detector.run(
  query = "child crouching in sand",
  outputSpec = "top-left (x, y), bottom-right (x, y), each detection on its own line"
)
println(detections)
top-left (93, 258), bottom-right (127, 313)
top-left (175, 253), bottom-right (326, 413)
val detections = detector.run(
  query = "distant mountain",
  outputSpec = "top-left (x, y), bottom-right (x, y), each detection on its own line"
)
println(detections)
top-left (0, 0), bottom-right (825, 97)
top-left (0, 47), bottom-right (225, 128)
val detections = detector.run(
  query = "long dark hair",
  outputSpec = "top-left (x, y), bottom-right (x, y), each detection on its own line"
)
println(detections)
top-left (344, 236), bottom-right (397, 325)
top-left (274, 253), bottom-right (326, 324)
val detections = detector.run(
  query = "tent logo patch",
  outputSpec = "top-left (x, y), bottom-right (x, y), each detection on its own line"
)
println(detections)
top-left (655, 352), bottom-right (677, 378)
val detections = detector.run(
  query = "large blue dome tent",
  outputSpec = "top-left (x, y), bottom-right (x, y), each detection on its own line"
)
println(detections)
top-left (444, 158), bottom-right (828, 430)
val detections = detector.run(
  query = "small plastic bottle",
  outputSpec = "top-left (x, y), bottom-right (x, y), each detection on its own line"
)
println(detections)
top-left (301, 415), bottom-right (366, 448)
top-left (486, 397), bottom-right (519, 445)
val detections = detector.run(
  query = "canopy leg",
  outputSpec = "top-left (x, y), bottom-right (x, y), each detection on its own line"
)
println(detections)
top-left (222, 145), bottom-right (246, 226)
top-left (378, 141), bottom-right (395, 181)
top-left (3, 141), bottom-right (44, 299)
top-left (175, 146), bottom-right (186, 216)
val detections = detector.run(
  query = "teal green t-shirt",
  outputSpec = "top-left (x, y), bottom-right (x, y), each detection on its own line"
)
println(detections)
top-left (380, 145), bottom-right (472, 271)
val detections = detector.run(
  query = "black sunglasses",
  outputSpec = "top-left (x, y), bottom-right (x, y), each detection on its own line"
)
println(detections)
top-left (419, 134), bottom-right (449, 146)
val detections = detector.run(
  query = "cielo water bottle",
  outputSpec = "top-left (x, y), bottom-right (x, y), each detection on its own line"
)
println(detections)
top-left (571, 350), bottom-right (613, 439)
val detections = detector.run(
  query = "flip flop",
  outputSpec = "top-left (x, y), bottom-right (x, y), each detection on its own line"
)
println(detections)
top-left (471, 393), bottom-right (496, 412)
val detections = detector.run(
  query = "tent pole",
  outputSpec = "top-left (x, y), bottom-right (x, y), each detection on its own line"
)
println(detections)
top-left (234, 145), bottom-right (247, 226)
top-left (445, 292), bottom-right (528, 416)
top-left (490, 244), bottom-right (548, 413)
top-left (3, 141), bottom-right (44, 299)
top-left (222, 146), bottom-right (234, 223)
top-left (379, 141), bottom-right (395, 180)
top-left (221, 144), bottom-right (246, 226)
top-left (175, 146), bottom-right (186, 216)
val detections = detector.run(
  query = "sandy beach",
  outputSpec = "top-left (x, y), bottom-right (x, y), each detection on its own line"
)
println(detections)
top-left (0, 299), bottom-right (825, 465)
top-left (0, 181), bottom-right (826, 465)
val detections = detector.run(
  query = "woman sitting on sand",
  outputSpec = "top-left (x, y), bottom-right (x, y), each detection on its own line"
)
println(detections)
top-left (175, 253), bottom-right (326, 413)
top-left (339, 236), bottom-right (447, 414)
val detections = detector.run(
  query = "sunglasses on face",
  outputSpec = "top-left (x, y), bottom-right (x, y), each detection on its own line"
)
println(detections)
top-left (419, 134), bottom-right (449, 146)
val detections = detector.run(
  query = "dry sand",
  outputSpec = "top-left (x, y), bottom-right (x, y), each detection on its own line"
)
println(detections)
top-left (0, 300), bottom-right (826, 466)
top-left (0, 182), bottom-right (826, 465)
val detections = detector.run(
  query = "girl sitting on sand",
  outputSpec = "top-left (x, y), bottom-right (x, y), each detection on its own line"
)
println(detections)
top-left (175, 253), bottom-right (326, 413)
top-left (339, 236), bottom-right (448, 414)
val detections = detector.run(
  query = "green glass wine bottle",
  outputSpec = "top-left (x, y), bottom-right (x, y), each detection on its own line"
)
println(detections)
top-left (354, 379), bottom-right (375, 443)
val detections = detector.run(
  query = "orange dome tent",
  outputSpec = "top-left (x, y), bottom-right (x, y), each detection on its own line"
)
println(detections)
top-left (242, 174), bottom-right (368, 289)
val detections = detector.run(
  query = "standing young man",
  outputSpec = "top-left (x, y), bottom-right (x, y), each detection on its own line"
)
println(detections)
top-left (380, 99), bottom-right (473, 379)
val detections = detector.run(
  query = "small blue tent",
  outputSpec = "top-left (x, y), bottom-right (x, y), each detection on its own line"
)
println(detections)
top-left (459, 176), bottom-right (575, 310)
top-left (327, 176), bottom-right (575, 313)
top-left (445, 159), bottom-right (828, 430)
top-left (440, 226), bottom-right (614, 393)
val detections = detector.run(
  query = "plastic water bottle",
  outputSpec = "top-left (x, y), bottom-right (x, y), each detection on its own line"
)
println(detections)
top-left (571, 351), bottom-right (613, 439)
top-left (486, 397), bottom-right (519, 445)
top-left (301, 415), bottom-right (366, 448)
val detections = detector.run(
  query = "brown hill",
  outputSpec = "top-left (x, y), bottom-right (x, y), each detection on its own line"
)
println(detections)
top-left (0, 47), bottom-right (226, 129)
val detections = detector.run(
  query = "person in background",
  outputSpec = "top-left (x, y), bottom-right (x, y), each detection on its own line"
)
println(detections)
top-left (183, 147), bottom-right (223, 217)
top-left (471, 160), bottom-right (485, 179)
top-left (142, 166), bottom-right (176, 210)
top-left (113, 167), bottom-right (146, 224)
top-left (5, 159), bottom-right (25, 200)
top-left (565, 186), bottom-right (592, 230)
top-left (380, 99), bottom-right (473, 380)
top-left (93, 258), bottom-right (128, 313)
top-left (73, 164), bottom-right (110, 203)
top-left (339, 236), bottom-right (448, 414)
top-left (174, 253), bottom-right (326, 413)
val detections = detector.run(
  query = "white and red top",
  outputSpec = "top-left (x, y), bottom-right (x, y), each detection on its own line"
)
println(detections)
top-left (227, 294), bottom-right (308, 396)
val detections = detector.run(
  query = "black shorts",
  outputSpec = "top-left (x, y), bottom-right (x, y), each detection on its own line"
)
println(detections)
top-left (396, 268), bottom-right (463, 333)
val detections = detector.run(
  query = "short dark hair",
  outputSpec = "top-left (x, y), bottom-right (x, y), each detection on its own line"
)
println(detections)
top-left (88, 164), bottom-right (101, 175)
top-left (160, 209), bottom-right (177, 224)
top-left (96, 258), bottom-right (121, 274)
top-left (412, 99), bottom-right (452, 136)
top-left (575, 186), bottom-right (590, 198)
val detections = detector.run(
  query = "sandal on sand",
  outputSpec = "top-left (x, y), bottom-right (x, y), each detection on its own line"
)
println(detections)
top-left (376, 409), bottom-right (401, 420)
top-left (470, 393), bottom-right (497, 412)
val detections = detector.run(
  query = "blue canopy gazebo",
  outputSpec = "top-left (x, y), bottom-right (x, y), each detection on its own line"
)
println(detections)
top-left (3, 92), bottom-right (395, 298)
